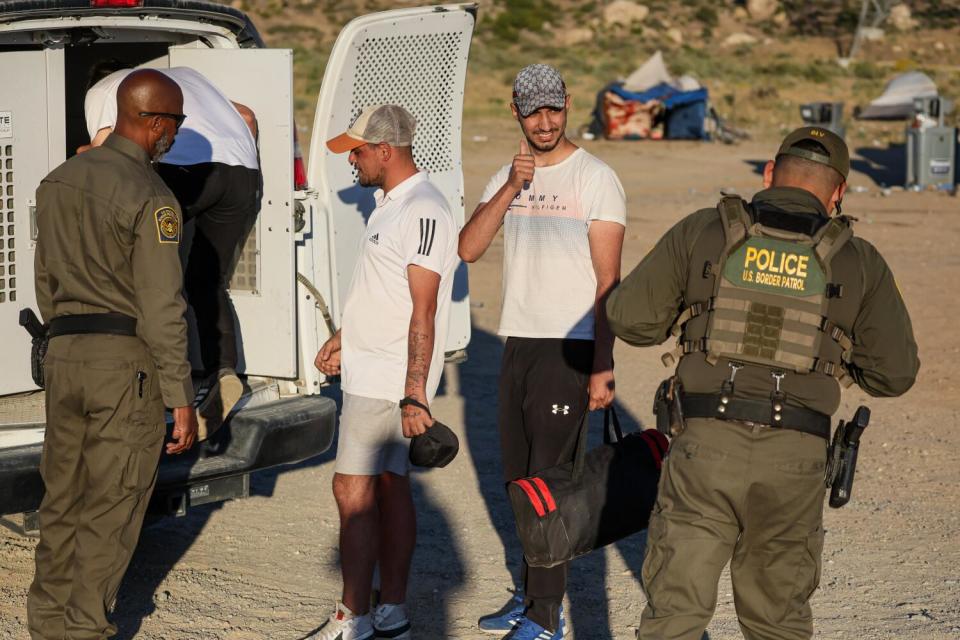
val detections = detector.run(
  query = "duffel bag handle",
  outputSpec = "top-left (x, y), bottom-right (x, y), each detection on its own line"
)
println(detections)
top-left (603, 407), bottom-right (624, 445)
top-left (571, 406), bottom-right (624, 480)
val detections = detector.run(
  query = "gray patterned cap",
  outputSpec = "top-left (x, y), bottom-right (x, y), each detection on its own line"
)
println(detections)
top-left (512, 64), bottom-right (567, 117)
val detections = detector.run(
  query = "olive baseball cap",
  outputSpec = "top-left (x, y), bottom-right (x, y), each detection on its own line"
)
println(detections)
top-left (409, 420), bottom-right (459, 468)
top-left (326, 104), bottom-right (416, 153)
top-left (512, 64), bottom-right (567, 117)
top-left (777, 126), bottom-right (850, 180)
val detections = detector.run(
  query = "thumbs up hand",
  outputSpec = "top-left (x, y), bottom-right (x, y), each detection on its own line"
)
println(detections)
top-left (508, 138), bottom-right (535, 192)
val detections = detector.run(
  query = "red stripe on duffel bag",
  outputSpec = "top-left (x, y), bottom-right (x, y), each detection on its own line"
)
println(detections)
top-left (640, 431), bottom-right (668, 470)
top-left (513, 479), bottom-right (546, 517)
top-left (530, 477), bottom-right (557, 513)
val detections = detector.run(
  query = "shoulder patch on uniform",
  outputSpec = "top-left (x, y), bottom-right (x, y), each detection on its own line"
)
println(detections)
top-left (154, 206), bottom-right (180, 244)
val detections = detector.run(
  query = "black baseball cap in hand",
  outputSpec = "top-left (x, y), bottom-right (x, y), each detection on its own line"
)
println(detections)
top-left (409, 421), bottom-right (459, 468)
top-left (401, 396), bottom-right (459, 468)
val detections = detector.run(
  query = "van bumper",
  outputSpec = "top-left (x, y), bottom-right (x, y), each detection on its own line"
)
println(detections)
top-left (0, 394), bottom-right (337, 518)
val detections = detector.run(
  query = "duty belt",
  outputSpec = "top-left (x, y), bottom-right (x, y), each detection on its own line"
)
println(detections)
top-left (681, 393), bottom-right (831, 440)
top-left (48, 313), bottom-right (137, 338)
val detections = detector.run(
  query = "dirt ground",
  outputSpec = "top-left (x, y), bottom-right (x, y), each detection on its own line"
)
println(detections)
top-left (1, 127), bottom-right (958, 639)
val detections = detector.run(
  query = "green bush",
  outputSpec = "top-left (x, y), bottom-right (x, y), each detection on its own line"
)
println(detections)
top-left (914, 0), bottom-right (960, 26)
top-left (852, 61), bottom-right (884, 80)
top-left (575, 1), bottom-right (597, 16)
top-left (694, 5), bottom-right (718, 27)
top-left (485, 0), bottom-right (558, 41)
top-left (755, 59), bottom-right (839, 84)
top-left (267, 23), bottom-right (321, 37)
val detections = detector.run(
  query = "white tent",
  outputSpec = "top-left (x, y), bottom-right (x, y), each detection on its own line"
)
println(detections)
top-left (622, 50), bottom-right (703, 93)
top-left (857, 71), bottom-right (938, 120)
top-left (622, 50), bottom-right (674, 92)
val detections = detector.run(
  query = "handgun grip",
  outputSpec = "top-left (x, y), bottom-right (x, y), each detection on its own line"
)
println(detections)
top-left (19, 308), bottom-right (46, 339)
top-left (846, 405), bottom-right (870, 446)
top-left (852, 405), bottom-right (870, 428)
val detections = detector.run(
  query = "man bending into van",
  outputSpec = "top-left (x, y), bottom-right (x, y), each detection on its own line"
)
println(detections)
top-left (83, 63), bottom-right (261, 439)
top-left (308, 104), bottom-right (458, 640)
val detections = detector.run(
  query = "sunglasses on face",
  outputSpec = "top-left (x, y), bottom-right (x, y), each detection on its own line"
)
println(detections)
top-left (139, 111), bottom-right (187, 130)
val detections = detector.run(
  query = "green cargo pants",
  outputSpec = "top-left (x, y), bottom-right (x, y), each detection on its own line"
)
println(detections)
top-left (27, 334), bottom-right (166, 640)
top-left (638, 418), bottom-right (827, 640)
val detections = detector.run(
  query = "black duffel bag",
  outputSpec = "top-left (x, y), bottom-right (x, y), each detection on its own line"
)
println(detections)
top-left (507, 409), bottom-right (668, 568)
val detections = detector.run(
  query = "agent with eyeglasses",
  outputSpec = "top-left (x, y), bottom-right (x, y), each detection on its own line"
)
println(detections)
top-left (27, 69), bottom-right (199, 640)
top-left (81, 62), bottom-right (262, 439)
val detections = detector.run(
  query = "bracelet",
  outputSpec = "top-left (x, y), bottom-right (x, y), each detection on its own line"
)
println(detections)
top-left (399, 396), bottom-right (431, 417)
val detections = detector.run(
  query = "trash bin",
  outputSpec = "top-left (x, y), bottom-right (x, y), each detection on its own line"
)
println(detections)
top-left (905, 97), bottom-right (956, 190)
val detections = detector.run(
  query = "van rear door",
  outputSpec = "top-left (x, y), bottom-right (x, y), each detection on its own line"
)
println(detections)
top-left (167, 48), bottom-right (297, 379)
top-left (307, 4), bottom-right (476, 356)
top-left (0, 49), bottom-right (65, 396)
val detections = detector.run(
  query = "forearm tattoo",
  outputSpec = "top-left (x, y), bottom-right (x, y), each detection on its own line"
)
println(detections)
top-left (405, 318), bottom-right (434, 401)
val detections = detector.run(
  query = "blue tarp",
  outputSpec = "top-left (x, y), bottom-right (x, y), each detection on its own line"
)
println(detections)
top-left (590, 82), bottom-right (710, 140)
top-left (608, 83), bottom-right (709, 111)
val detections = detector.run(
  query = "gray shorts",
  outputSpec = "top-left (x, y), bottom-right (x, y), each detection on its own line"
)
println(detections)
top-left (334, 393), bottom-right (410, 476)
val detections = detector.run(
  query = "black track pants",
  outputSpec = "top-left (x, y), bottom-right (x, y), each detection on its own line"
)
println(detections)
top-left (156, 162), bottom-right (261, 375)
top-left (498, 337), bottom-right (593, 632)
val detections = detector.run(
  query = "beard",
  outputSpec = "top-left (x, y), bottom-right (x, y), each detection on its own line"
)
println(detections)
top-left (528, 134), bottom-right (560, 152)
top-left (525, 123), bottom-right (565, 153)
top-left (151, 131), bottom-right (172, 162)
top-left (356, 166), bottom-right (384, 188)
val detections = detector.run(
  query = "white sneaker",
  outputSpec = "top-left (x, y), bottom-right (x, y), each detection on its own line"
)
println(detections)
top-left (302, 602), bottom-right (374, 640)
top-left (372, 602), bottom-right (411, 640)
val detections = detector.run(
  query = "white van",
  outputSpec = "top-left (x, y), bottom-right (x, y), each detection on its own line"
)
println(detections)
top-left (0, 0), bottom-right (475, 524)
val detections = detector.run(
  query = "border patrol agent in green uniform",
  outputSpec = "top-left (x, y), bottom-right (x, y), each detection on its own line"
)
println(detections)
top-left (607, 127), bottom-right (920, 640)
top-left (27, 70), bottom-right (198, 640)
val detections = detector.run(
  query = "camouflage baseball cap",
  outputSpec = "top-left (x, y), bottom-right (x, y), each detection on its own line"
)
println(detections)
top-left (777, 126), bottom-right (850, 180)
top-left (326, 104), bottom-right (416, 153)
top-left (512, 64), bottom-right (567, 117)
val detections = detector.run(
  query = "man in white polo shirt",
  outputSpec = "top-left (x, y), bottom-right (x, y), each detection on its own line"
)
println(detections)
top-left (307, 104), bottom-right (458, 640)
top-left (459, 63), bottom-right (627, 640)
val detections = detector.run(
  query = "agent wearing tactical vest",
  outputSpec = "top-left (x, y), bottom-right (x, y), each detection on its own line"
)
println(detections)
top-left (607, 127), bottom-right (919, 640)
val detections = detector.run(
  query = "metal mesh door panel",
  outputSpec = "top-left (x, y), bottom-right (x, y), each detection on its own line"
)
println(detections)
top-left (0, 144), bottom-right (14, 304)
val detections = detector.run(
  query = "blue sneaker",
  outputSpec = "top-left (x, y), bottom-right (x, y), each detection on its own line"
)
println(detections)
top-left (478, 592), bottom-right (525, 634)
top-left (502, 614), bottom-right (565, 640)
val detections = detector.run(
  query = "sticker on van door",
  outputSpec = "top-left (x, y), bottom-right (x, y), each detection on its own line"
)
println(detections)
top-left (0, 112), bottom-right (11, 138)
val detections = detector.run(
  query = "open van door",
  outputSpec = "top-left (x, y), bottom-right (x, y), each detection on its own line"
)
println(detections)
top-left (167, 47), bottom-right (297, 379)
top-left (0, 49), bottom-right (65, 396)
top-left (307, 3), bottom-right (476, 356)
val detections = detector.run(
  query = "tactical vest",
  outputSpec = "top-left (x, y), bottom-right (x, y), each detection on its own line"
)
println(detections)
top-left (664, 196), bottom-right (855, 386)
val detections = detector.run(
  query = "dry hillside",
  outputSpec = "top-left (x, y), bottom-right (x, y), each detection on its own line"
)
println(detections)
top-left (218, 0), bottom-right (960, 153)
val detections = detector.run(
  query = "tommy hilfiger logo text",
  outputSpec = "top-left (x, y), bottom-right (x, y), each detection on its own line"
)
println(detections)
top-left (510, 192), bottom-right (568, 212)
top-left (418, 218), bottom-right (437, 256)
top-left (552, 404), bottom-right (570, 415)
top-left (368, 233), bottom-right (379, 245)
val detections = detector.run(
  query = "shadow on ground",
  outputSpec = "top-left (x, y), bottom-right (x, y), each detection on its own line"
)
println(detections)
top-left (111, 382), bottom-right (341, 639)
top-left (110, 326), bottom-right (685, 639)
top-left (112, 378), bottom-right (469, 639)
top-left (460, 326), bottom-right (686, 639)
top-left (851, 144), bottom-right (906, 187)
top-left (747, 145), bottom-right (908, 189)
top-left (744, 159), bottom-right (767, 176)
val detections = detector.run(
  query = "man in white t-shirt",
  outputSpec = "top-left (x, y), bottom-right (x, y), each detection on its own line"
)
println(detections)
top-left (459, 64), bottom-right (627, 640)
top-left (82, 62), bottom-right (261, 438)
top-left (307, 105), bottom-right (458, 640)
